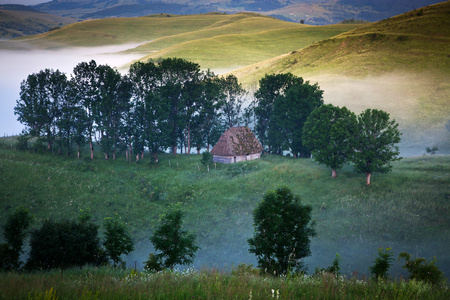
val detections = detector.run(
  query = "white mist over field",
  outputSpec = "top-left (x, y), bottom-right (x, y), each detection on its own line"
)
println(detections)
top-left (0, 44), bottom-right (143, 136)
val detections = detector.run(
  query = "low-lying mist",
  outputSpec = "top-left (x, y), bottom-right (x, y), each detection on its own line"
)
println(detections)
top-left (310, 73), bottom-right (450, 156)
top-left (0, 43), bottom-right (143, 136)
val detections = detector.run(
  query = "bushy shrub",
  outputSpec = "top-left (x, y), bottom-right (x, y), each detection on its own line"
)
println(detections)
top-left (143, 253), bottom-right (163, 273)
top-left (369, 247), bottom-right (394, 280)
top-left (0, 207), bottom-right (33, 270)
top-left (26, 215), bottom-right (106, 270)
top-left (16, 134), bottom-right (30, 151)
top-left (425, 145), bottom-right (438, 155)
top-left (399, 252), bottom-right (444, 285)
top-left (316, 253), bottom-right (341, 276)
top-left (201, 151), bottom-right (213, 165)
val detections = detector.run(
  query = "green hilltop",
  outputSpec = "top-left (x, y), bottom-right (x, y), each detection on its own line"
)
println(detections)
top-left (231, 1), bottom-right (450, 155)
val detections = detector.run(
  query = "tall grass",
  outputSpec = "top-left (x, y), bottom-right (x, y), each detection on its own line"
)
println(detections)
top-left (0, 266), bottom-right (448, 299)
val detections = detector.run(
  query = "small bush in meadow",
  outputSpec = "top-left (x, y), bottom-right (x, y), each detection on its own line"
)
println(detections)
top-left (399, 252), bottom-right (444, 285)
top-left (369, 247), bottom-right (394, 280)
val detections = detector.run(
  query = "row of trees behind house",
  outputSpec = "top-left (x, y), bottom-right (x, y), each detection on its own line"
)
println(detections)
top-left (14, 58), bottom-right (327, 161)
top-left (15, 58), bottom-right (249, 161)
top-left (15, 58), bottom-right (402, 184)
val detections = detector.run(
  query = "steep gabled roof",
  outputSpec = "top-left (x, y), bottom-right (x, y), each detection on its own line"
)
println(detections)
top-left (211, 126), bottom-right (263, 156)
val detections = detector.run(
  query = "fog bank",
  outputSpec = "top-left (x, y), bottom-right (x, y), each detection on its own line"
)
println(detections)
top-left (0, 44), bottom-right (143, 136)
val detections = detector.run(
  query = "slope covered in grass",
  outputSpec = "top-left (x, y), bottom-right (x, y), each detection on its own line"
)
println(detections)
top-left (232, 1), bottom-right (450, 156)
top-left (1, 12), bottom-right (363, 70)
top-left (0, 8), bottom-right (76, 39)
top-left (0, 141), bottom-right (448, 278)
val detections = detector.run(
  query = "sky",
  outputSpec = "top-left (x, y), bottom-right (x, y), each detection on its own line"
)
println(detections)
top-left (0, 44), bottom-right (143, 136)
top-left (0, 0), bottom-right (49, 4)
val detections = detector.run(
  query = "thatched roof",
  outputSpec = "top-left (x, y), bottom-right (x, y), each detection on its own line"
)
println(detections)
top-left (211, 127), bottom-right (263, 156)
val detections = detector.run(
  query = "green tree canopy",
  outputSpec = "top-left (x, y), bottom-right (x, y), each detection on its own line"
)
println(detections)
top-left (303, 104), bottom-right (357, 177)
top-left (352, 109), bottom-right (402, 185)
top-left (254, 73), bottom-right (303, 152)
top-left (103, 214), bottom-right (134, 267)
top-left (26, 215), bottom-right (106, 270)
top-left (248, 186), bottom-right (316, 275)
top-left (150, 205), bottom-right (199, 269)
top-left (0, 207), bottom-right (33, 270)
top-left (270, 82), bottom-right (323, 157)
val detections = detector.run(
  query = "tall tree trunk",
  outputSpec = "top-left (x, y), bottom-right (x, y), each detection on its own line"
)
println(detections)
top-left (366, 172), bottom-right (371, 185)
top-left (153, 152), bottom-right (159, 163)
top-left (187, 123), bottom-right (191, 155)
top-left (331, 168), bottom-right (337, 178)
top-left (172, 145), bottom-right (177, 155)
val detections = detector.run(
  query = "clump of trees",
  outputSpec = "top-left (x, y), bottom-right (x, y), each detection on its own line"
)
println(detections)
top-left (303, 105), bottom-right (401, 184)
top-left (15, 61), bottom-right (401, 183)
top-left (0, 209), bottom-right (134, 271)
top-left (15, 59), bottom-right (247, 160)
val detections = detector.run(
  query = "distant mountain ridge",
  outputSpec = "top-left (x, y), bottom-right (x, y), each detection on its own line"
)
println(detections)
top-left (31, 0), bottom-right (445, 23)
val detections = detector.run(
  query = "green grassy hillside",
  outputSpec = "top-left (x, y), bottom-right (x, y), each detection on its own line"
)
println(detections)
top-left (0, 141), bottom-right (449, 277)
top-left (0, 9), bottom-right (76, 39)
top-left (232, 1), bottom-right (450, 156)
top-left (5, 12), bottom-right (363, 71)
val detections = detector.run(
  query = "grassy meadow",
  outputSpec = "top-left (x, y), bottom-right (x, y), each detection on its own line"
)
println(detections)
top-left (0, 137), bottom-right (449, 281)
top-left (1, 266), bottom-right (449, 299)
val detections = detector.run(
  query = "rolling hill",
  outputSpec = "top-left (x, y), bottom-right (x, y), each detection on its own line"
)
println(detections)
top-left (0, 2), bottom-right (448, 155)
top-left (0, 5), bottom-right (76, 39)
top-left (231, 1), bottom-right (450, 155)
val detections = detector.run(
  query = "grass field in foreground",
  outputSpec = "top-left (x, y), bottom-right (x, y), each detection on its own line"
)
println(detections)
top-left (0, 266), bottom-right (448, 299)
top-left (0, 138), bottom-right (449, 278)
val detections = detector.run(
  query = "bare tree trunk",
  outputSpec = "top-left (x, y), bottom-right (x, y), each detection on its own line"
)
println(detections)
top-left (89, 140), bottom-right (94, 159)
top-left (187, 123), bottom-right (191, 155)
top-left (331, 169), bottom-right (337, 178)
top-left (366, 172), bottom-right (371, 185)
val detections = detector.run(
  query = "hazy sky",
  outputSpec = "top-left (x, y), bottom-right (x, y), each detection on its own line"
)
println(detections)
top-left (0, 44), bottom-right (142, 136)
top-left (0, 0), bottom-right (49, 4)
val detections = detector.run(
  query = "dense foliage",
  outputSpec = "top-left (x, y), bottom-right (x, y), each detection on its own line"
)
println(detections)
top-left (303, 104), bottom-right (357, 177)
top-left (253, 73), bottom-right (323, 156)
top-left (399, 252), bottom-right (444, 285)
top-left (103, 215), bottom-right (134, 267)
top-left (0, 207), bottom-right (33, 270)
top-left (25, 215), bottom-right (106, 270)
top-left (150, 205), bottom-right (199, 270)
top-left (248, 186), bottom-right (316, 275)
top-left (15, 58), bottom-right (233, 159)
top-left (352, 109), bottom-right (402, 184)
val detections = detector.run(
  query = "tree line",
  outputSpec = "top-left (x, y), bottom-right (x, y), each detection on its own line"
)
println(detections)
top-left (15, 58), bottom-right (401, 184)
top-left (14, 58), bottom-right (330, 161)
top-left (15, 58), bottom-right (249, 161)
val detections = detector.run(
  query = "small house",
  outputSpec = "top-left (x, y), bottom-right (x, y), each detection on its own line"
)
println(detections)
top-left (210, 126), bottom-right (263, 164)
